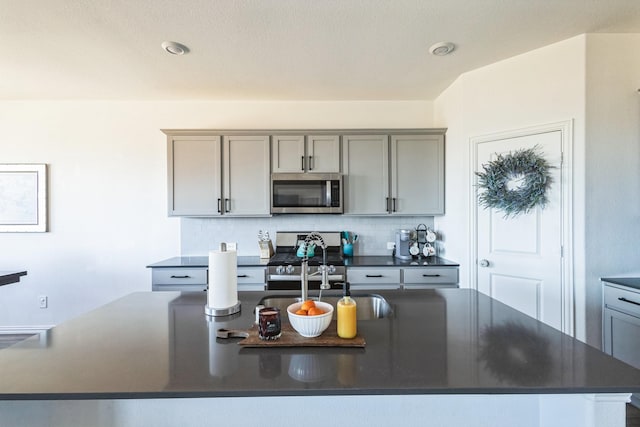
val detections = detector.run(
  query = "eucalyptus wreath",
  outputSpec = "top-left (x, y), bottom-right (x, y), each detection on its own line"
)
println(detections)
top-left (476, 145), bottom-right (553, 217)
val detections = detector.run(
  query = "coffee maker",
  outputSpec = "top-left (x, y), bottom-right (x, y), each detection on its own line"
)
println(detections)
top-left (394, 229), bottom-right (413, 260)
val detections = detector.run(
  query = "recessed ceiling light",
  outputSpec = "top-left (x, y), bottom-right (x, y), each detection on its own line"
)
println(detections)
top-left (161, 41), bottom-right (189, 55)
top-left (429, 42), bottom-right (455, 56)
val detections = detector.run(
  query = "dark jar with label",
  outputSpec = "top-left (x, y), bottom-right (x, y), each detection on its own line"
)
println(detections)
top-left (258, 307), bottom-right (282, 340)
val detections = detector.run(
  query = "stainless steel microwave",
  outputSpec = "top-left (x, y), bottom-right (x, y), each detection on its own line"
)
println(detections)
top-left (271, 173), bottom-right (343, 214)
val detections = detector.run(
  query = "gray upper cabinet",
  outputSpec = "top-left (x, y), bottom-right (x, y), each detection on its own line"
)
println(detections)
top-left (168, 135), bottom-right (222, 216)
top-left (342, 134), bottom-right (390, 215)
top-left (166, 132), bottom-right (270, 217)
top-left (166, 128), bottom-right (444, 217)
top-left (272, 134), bottom-right (340, 173)
top-left (390, 134), bottom-right (445, 215)
top-left (343, 132), bottom-right (445, 215)
top-left (223, 135), bottom-right (271, 216)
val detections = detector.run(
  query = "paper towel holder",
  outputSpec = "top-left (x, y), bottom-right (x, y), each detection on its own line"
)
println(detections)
top-left (205, 242), bottom-right (242, 317)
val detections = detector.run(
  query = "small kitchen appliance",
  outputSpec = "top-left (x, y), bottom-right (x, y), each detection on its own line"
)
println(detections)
top-left (266, 231), bottom-right (346, 290)
top-left (271, 173), bottom-right (343, 214)
top-left (394, 229), bottom-right (413, 260)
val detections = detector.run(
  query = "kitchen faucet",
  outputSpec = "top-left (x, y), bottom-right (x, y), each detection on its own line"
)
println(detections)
top-left (300, 232), bottom-right (332, 301)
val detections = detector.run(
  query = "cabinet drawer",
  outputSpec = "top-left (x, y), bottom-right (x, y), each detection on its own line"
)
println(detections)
top-left (236, 267), bottom-right (266, 284)
top-left (152, 268), bottom-right (207, 285)
top-left (604, 283), bottom-right (640, 317)
top-left (403, 267), bottom-right (459, 284)
top-left (347, 268), bottom-right (400, 284)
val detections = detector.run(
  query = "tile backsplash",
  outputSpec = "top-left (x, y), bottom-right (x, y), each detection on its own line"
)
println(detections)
top-left (180, 216), bottom-right (435, 256)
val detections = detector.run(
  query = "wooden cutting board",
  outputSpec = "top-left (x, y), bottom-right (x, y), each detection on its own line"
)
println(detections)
top-left (238, 322), bottom-right (365, 348)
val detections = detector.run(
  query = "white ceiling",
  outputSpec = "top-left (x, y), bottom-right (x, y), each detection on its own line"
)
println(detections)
top-left (2, 0), bottom-right (640, 101)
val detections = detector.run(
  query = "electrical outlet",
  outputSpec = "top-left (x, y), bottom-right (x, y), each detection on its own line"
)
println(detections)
top-left (38, 295), bottom-right (48, 309)
top-left (387, 242), bottom-right (395, 250)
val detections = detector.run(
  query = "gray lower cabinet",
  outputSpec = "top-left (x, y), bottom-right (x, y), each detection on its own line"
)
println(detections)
top-left (402, 267), bottom-right (459, 289)
top-left (152, 267), bottom-right (208, 292)
top-left (603, 282), bottom-right (640, 370)
top-left (165, 132), bottom-right (270, 217)
top-left (347, 267), bottom-right (402, 290)
top-left (346, 266), bottom-right (459, 290)
top-left (342, 132), bottom-right (445, 215)
top-left (152, 267), bottom-right (266, 292)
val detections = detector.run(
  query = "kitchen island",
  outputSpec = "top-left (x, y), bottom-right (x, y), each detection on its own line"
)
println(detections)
top-left (0, 289), bottom-right (638, 427)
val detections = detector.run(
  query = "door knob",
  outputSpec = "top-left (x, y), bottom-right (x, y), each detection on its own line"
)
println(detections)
top-left (479, 259), bottom-right (490, 268)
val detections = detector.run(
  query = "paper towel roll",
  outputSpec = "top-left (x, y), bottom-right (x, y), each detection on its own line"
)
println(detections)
top-left (207, 249), bottom-right (238, 309)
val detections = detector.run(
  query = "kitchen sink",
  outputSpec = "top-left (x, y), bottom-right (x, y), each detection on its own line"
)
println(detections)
top-left (257, 294), bottom-right (393, 320)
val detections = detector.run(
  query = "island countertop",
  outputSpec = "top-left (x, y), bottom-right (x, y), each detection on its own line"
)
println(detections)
top-left (0, 289), bottom-right (639, 400)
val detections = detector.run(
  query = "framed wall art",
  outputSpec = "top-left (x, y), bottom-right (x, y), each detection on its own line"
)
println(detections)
top-left (0, 164), bottom-right (48, 232)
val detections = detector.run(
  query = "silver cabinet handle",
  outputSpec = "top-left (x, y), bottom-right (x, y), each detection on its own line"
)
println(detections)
top-left (237, 274), bottom-right (248, 278)
top-left (301, 156), bottom-right (305, 171)
top-left (217, 198), bottom-right (222, 213)
top-left (422, 274), bottom-right (441, 277)
top-left (479, 259), bottom-right (490, 268)
top-left (170, 275), bottom-right (191, 279)
top-left (392, 198), bottom-right (397, 212)
top-left (309, 156), bottom-right (313, 171)
top-left (386, 197), bottom-right (391, 213)
top-left (224, 198), bottom-right (230, 213)
top-left (366, 274), bottom-right (383, 278)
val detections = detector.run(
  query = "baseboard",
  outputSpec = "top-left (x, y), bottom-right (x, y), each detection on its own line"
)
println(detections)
top-left (0, 326), bottom-right (53, 348)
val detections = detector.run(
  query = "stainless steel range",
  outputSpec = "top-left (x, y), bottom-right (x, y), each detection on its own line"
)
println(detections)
top-left (266, 231), bottom-right (346, 291)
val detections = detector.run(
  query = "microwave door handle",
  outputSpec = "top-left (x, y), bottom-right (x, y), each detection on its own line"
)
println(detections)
top-left (326, 180), bottom-right (331, 207)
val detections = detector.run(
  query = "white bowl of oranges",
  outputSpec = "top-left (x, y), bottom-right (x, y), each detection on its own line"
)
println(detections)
top-left (287, 300), bottom-right (334, 338)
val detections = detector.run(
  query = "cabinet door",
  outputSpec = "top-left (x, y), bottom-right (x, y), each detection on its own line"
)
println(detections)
top-left (307, 135), bottom-right (340, 173)
top-left (272, 135), bottom-right (305, 173)
top-left (168, 136), bottom-right (221, 216)
top-left (390, 134), bottom-right (445, 215)
top-left (224, 135), bottom-right (271, 216)
top-left (342, 135), bottom-right (389, 214)
top-left (604, 307), bottom-right (640, 369)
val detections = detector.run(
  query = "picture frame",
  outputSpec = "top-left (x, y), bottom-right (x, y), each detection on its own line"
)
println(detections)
top-left (0, 164), bottom-right (48, 232)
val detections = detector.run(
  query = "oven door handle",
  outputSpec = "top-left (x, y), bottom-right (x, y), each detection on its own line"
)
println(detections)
top-left (268, 275), bottom-right (345, 281)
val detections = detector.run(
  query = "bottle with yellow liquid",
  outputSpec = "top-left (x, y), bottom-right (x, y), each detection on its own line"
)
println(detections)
top-left (337, 282), bottom-right (357, 339)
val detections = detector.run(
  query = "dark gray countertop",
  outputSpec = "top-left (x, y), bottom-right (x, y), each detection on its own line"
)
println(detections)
top-left (344, 255), bottom-right (459, 267)
top-left (147, 256), bottom-right (458, 269)
top-left (602, 277), bottom-right (640, 291)
top-left (147, 256), bottom-right (268, 268)
top-left (1, 288), bottom-right (639, 400)
top-left (0, 271), bottom-right (27, 287)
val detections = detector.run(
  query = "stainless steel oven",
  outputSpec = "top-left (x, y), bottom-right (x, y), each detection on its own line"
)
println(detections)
top-left (266, 231), bottom-right (346, 290)
top-left (271, 173), bottom-right (343, 214)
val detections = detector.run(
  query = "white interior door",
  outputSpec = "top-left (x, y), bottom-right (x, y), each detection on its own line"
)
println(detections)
top-left (474, 129), bottom-right (565, 331)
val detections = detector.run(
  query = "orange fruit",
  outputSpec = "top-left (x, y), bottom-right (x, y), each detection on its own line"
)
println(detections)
top-left (300, 300), bottom-right (316, 311)
top-left (307, 307), bottom-right (324, 316)
top-left (295, 309), bottom-right (308, 316)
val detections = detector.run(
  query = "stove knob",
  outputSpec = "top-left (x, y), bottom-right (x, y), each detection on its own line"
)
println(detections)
top-left (285, 265), bottom-right (294, 274)
top-left (275, 265), bottom-right (285, 275)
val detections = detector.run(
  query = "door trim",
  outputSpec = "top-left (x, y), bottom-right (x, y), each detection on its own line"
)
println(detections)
top-left (469, 120), bottom-right (574, 335)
